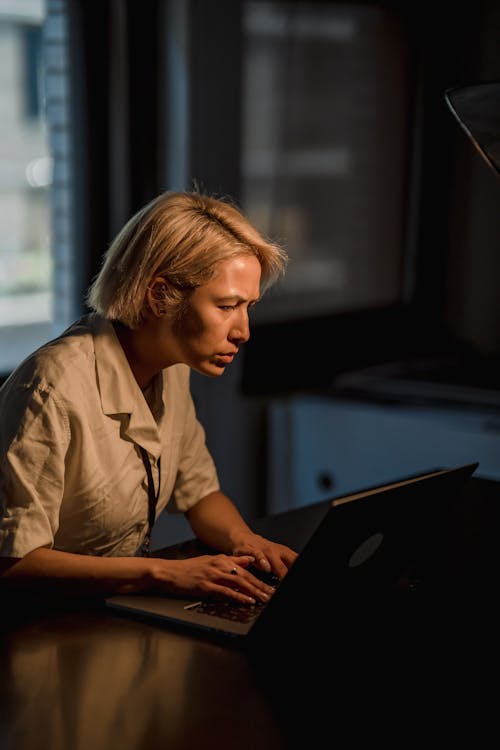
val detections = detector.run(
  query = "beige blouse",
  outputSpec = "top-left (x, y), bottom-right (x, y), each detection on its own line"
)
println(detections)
top-left (0, 314), bottom-right (219, 558)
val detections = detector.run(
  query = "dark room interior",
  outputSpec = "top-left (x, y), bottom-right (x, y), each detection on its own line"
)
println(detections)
top-left (1, 3), bottom-right (499, 748)
top-left (2, 0), bottom-right (500, 531)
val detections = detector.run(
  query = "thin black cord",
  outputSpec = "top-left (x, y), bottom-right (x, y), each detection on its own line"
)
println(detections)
top-left (139, 447), bottom-right (162, 556)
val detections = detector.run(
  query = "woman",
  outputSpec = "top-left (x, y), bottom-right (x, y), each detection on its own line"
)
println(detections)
top-left (0, 190), bottom-right (297, 602)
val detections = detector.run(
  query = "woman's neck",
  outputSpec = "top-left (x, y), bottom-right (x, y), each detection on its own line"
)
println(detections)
top-left (113, 322), bottom-right (158, 391)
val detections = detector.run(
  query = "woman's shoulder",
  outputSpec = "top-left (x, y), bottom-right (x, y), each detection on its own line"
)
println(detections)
top-left (1, 315), bottom-right (97, 396)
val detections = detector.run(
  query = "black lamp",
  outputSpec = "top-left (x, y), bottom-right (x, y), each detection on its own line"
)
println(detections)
top-left (445, 81), bottom-right (500, 178)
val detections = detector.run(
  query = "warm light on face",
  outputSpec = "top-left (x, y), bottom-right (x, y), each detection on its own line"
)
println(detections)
top-left (170, 255), bottom-right (262, 376)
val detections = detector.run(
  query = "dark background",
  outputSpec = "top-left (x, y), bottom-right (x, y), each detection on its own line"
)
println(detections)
top-left (10, 0), bottom-right (500, 526)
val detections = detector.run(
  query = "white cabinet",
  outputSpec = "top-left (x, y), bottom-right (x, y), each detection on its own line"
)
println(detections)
top-left (266, 396), bottom-right (500, 513)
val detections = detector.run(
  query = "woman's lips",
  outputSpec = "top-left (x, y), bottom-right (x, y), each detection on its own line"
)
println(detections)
top-left (214, 351), bottom-right (238, 365)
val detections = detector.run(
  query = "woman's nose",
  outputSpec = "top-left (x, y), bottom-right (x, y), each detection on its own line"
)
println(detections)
top-left (230, 310), bottom-right (250, 342)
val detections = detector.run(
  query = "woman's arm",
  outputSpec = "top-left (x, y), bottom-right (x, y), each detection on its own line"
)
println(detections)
top-left (186, 490), bottom-right (298, 579)
top-left (0, 545), bottom-right (275, 604)
top-left (0, 547), bottom-right (160, 597)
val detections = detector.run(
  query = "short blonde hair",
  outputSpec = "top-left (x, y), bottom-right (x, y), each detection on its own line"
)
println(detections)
top-left (86, 190), bottom-right (288, 328)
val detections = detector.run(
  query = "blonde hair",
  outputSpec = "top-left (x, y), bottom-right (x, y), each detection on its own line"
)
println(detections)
top-left (86, 190), bottom-right (288, 328)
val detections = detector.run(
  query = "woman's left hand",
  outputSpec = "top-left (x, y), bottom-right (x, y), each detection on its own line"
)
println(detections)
top-left (231, 532), bottom-right (298, 580)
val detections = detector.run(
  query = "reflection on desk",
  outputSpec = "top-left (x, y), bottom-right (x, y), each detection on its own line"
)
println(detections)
top-left (1, 476), bottom-right (499, 750)
top-left (1, 607), bottom-right (283, 750)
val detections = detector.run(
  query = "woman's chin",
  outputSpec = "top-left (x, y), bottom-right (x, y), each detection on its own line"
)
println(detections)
top-left (193, 361), bottom-right (226, 377)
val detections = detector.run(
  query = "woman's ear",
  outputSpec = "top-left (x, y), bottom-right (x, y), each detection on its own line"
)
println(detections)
top-left (147, 276), bottom-right (169, 317)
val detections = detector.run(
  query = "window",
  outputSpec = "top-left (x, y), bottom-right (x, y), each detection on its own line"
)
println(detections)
top-left (0, 0), bottom-right (74, 374)
top-left (240, 1), bottom-right (412, 324)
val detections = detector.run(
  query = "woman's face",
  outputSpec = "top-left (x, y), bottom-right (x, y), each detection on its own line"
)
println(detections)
top-left (169, 254), bottom-right (262, 377)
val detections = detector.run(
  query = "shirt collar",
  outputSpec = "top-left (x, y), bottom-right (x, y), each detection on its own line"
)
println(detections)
top-left (91, 315), bottom-right (164, 457)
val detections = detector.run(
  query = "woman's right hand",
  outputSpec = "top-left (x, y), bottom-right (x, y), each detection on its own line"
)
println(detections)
top-left (0, 548), bottom-right (276, 603)
top-left (149, 553), bottom-right (275, 604)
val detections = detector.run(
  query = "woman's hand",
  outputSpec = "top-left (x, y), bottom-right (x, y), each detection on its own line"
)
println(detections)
top-left (149, 553), bottom-right (276, 604)
top-left (230, 533), bottom-right (298, 580)
top-left (185, 492), bottom-right (298, 585)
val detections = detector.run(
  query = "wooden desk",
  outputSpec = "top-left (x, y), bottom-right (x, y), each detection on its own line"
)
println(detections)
top-left (1, 478), bottom-right (498, 750)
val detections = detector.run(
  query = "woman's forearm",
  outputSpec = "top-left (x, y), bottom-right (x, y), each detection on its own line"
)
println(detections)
top-left (186, 490), bottom-right (253, 552)
top-left (0, 547), bottom-right (157, 598)
top-left (0, 544), bottom-right (277, 606)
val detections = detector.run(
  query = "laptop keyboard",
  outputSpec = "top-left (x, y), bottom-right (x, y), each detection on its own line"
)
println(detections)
top-left (193, 568), bottom-right (281, 623)
top-left (195, 599), bottom-right (267, 623)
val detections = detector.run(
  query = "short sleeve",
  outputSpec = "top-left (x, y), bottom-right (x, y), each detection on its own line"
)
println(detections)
top-left (0, 381), bottom-right (69, 558)
top-left (168, 390), bottom-right (220, 513)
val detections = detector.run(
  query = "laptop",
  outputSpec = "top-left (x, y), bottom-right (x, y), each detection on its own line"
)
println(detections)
top-left (105, 461), bottom-right (479, 644)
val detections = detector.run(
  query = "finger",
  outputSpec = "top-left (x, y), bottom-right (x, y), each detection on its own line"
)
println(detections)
top-left (216, 585), bottom-right (257, 605)
top-left (224, 556), bottom-right (254, 576)
top-left (233, 573), bottom-right (274, 602)
top-left (232, 554), bottom-right (255, 567)
top-left (254, 555), bottom-right (272, 572)
top-left (272, 562), bottom-right (289, 579)
top-left (235, 551), bottom-right (271, 572)
top-left (224, 568), bottom-right (274, 602)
